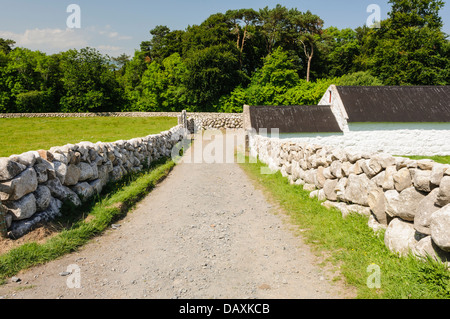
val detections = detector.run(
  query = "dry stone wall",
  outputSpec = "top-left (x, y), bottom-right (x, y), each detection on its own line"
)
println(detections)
top-left (0, 112), bottom-right (181, 118)
top-left (249, 134), bottom-right (450, 263)
top-left (187, 113), bottom-right (243, 131)
top-left (0, 125), bottom-right (186, 239)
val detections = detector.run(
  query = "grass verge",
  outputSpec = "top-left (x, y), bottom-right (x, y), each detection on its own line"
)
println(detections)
top-left (0, 157), bottom-right (175, 282)
top-left (0, 117), bottom-right (178, 157)
top-left (239, 156), bottom-right (450, 299)
top-left (400, 155), bottom-right (450, 165)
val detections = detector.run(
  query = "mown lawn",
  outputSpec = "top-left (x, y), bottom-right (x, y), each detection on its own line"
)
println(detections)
top-left (0, 117), bottom-right (178, 157)
top-left (239, 156), bottom-right (450, 299)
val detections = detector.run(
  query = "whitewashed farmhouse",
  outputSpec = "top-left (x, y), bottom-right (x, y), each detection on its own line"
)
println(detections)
top-left (244, 85), bottom-right (450, 156)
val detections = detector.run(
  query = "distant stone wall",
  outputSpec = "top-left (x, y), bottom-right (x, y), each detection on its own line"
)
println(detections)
top-left (249, 133), bottom-right (450, 263)
top-left (0, 112), bottom-right (181, 118)
top-left (0, 125), bottom-right (186, 239)
top-left (187, 113), bottom-right (243, 131)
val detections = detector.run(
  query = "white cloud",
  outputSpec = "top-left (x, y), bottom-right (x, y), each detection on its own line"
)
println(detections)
top-left (0, 28), bottom-right (88, 52)
top-left (0, 26), bottom-right (133, 56)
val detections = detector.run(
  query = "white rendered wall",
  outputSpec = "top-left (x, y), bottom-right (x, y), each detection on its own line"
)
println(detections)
top-left (275, 122), bottom-right (450, 156)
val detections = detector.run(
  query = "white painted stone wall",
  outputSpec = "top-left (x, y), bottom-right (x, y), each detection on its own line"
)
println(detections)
top-left (276, 122), bottom-right (450, 156)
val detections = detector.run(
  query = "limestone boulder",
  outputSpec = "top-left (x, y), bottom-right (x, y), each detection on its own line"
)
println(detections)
top-left (413, 188), bottom-right (441, 235)
top-left (9, 151), bottom-right (38, 168)
top-left (110, 166), bottom-right (124, 182)
top-left (304, 169), bottom-right (316, 185)
top-left (0, 158), bottom-right (26, 181)
top-left (430, 204), bottom-right (450, 252)
top-left (430, 163), bottom-right (447, 186)
top-left (411, 169), bottom-right (432, 193)
top-left (373, 153), bottom-right (396, 169)
top-left (89, 179), bottom-right (104, 195)
top-left (4, 193), bottom-right (36, 221)
top-left (330, 161), bottom-right (343, 178)
top-left (34, 185), bottom-right (52, 212)
top-left (64, 164), bottom-right (81, 186)
top-left (44, 178), bottom-right (82, 207)
top-left (412, 236), bottom-right (450, 263)
top-left (393, 167), bottom-right (412, 192)
top-left (322, 167), bottom-right (334, 179)
top-left (35, 158), bottom-right (56, 180)
top-left (382, 166), bottom-right (396, 191)
top-left (51, 152), bottom-right (68, 165)
top-left (368, 187), bottom-right (388, 225)
top-left (71, 182), bottom-right (95, 202)
top-left (385, 187), bottom-right (426, 221)
top-left (417, 159), bottom-right (434, 170)
top-left (351, 160), bottom-right (364, 175)
top-left (346, 204), bottom-right (371, 217)
top-left (323, 179), bottom-right (338, 201)
top-left (78, 162), bottom-right (94, 182)
top-left (341, 162), bottom-right (352, 177)
top-left (343, 173), bottom-right (375, 206)
top-left (317, 189), bottom-right (326, 201)
top-left (384, 218), bottom-right (418, 256)
top-left (291, 160), bottom-right (301, 181)
top-left (371, 171), bottom-right (385, 188)
top-left (8, 197), bottom-right (62, 239)
top-left (436, 176), bottom-right (450, 207)
top-left (0, 167), bottom-right (38, 201)
top-left (331, 148), bottom-right (347, 162)
top-left (284, 162), bottom-right (292, 175)
top-left (53, 161), bottom-right (67, 185)
top-left (335, 177), bottom-right (348, 202)
top-left (37, 150), bottom-right (54, 162)
top-left (315, 166), bottom-right (326, 189)
top-left (346, 151), bottom-right (362, 163)
top-left (34, 163), bottom-right (49, 183)
top-left (360, 158), bottom-right (382, 178)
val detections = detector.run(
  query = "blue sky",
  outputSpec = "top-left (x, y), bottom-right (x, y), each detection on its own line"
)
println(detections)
top-left (0, 0), bottom-right (449, 57)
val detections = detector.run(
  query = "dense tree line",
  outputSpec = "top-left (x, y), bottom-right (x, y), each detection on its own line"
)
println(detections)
top-left (0, 0), bottom-right (448, 114)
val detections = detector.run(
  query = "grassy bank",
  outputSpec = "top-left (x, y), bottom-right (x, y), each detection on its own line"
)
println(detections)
top-left (0, 117), bottom-right (178, 157)
top-left (402, 155), bottom-right (450, 165)
top-left (0, 157), bottom-right (175, 282)
top-left (239, 156), bottom-right (450, 299)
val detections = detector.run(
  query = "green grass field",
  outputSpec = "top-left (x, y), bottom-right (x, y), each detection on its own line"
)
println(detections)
top-left (0, 117), bottom-right (178, 158)
top-left (239, 156), bottom-right (450, 299)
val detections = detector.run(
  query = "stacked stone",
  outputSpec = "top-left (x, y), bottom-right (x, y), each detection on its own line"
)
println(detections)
top-left (0, 125), bottom-right (185, 239)
top-left (249, 134), bottom-right (450, 263)
top-left (187, 114), bottom-right (243, 131)
top-left (0, 112), bottom-right (181, 119)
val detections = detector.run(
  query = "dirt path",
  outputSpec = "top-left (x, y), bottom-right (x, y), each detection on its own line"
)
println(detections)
top-left (0, 131), bottom-right (350, 299)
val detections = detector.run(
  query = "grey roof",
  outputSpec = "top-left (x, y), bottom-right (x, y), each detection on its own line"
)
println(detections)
top-left (336, 86), bottom-right (450, 122)
top-left (248, 105), bottom-right (342, 133)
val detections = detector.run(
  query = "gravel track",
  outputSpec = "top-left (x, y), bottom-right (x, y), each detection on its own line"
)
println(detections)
top-left (0, 131), bottom-right (349, 299)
